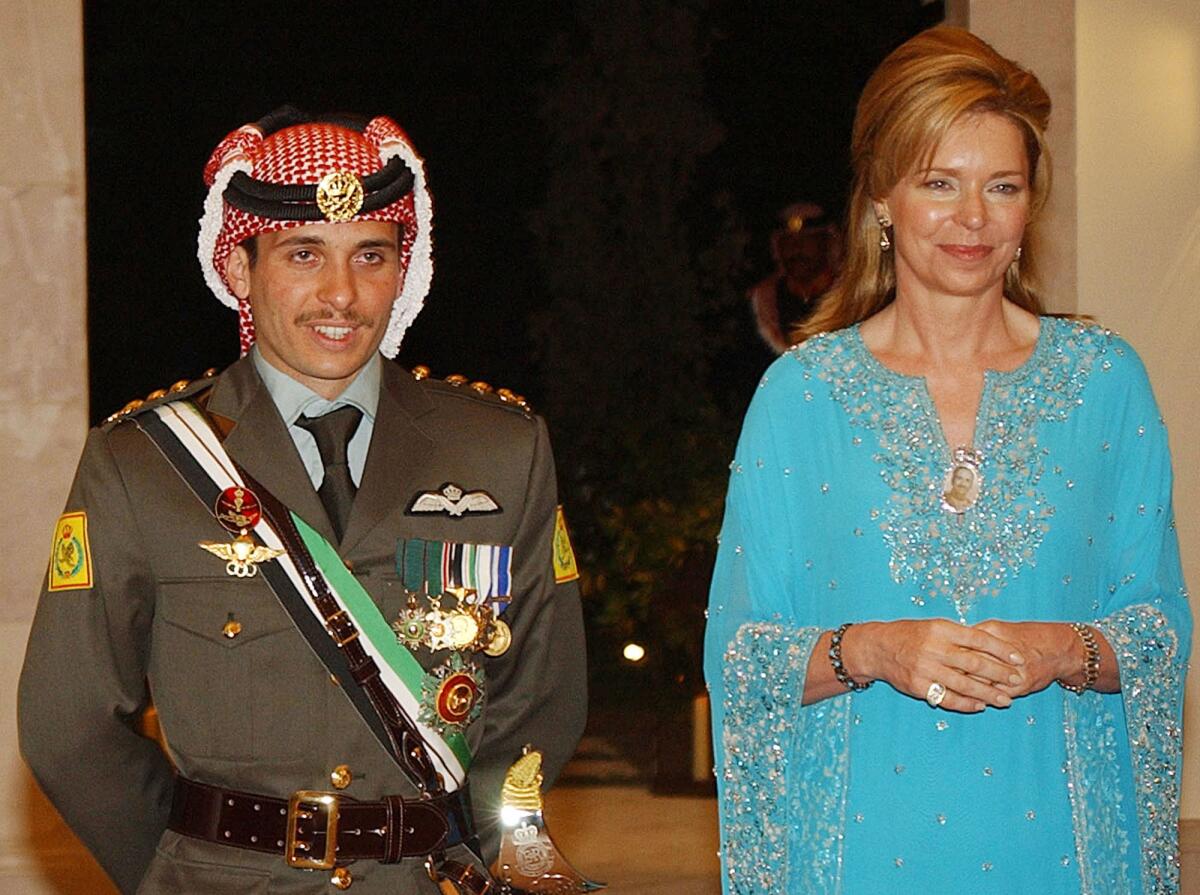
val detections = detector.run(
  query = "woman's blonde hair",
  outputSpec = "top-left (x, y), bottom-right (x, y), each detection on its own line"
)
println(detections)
top-left (796, 26), bottom-right (1053, 341)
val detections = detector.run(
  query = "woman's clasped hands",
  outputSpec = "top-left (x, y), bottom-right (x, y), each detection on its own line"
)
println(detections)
top-left (842, 618), bottom-right (1083, 713)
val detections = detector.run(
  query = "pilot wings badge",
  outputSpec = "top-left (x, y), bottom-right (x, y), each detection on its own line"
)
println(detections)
top-left (407, 482), bottom-right (501, 517)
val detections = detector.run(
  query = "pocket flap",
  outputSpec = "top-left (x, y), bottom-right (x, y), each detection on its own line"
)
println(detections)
top-left (158, 580), bottom-right (294, 647)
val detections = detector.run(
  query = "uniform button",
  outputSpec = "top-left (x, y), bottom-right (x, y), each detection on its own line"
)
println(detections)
top-left (330, 765), bottom-right (352, 789)
top-left (222, 614), bottom-right (242, 639)
top-left (330, 867), bottom-right (352, 889)
top-left (343, 560), bottom-right (354, 572)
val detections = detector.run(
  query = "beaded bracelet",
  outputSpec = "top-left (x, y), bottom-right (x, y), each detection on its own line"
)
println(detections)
top-left (1057, 622), bottom-right (1101, 694)
top-left (829, 622), bottom-right (872, 692)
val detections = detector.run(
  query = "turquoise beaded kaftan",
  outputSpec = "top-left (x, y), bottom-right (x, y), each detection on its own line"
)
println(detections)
top-left (704, 318), bottom-right (1191, 894)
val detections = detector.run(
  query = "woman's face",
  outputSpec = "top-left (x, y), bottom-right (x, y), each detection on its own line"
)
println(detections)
top-left (877, 112), bottom-right (1030, 303)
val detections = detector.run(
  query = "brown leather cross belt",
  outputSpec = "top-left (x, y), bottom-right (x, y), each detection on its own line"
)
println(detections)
top-left (169, 776), bottom-right (471, 870)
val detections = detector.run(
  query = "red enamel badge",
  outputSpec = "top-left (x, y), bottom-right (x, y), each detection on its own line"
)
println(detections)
top-left (436, 673), bottom-right (480, 725)
top-left (214, 486), bottom-right (262, 534)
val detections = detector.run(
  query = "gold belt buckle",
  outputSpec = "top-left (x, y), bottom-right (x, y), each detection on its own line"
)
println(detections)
top-left (285, 791), bottom-right (340, 870)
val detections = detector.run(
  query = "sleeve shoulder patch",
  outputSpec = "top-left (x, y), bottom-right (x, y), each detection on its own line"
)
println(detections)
top-left (48, 511), bottom-right (94, 591)
top-left (552, 506), bottom-right (580, 584)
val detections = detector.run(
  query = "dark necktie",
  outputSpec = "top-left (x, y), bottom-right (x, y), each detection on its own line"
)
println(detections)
top-left (296, 406), bottom-right (363, 542)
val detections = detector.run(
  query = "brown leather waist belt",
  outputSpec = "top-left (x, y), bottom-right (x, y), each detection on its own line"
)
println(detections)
top-left (168, 776), bottom-right (471, 869)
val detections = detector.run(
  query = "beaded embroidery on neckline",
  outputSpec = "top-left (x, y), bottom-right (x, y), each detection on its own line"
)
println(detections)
top-left (796, 317), bottom-right (1111, 619)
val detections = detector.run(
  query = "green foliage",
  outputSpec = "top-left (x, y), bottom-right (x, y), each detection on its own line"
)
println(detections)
top-left (532, 0), bottom-right (747, 693)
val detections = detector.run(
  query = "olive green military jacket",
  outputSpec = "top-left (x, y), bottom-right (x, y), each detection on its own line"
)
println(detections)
top-left (18, 356), bottom-right (587, 894)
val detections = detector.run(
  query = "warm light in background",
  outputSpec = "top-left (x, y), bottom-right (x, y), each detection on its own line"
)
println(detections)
top-left (622, 642), bottom-right (646, 663)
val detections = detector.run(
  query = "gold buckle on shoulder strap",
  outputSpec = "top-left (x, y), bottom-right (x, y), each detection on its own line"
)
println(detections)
top-left (285, 791), bottom-right (340, 870)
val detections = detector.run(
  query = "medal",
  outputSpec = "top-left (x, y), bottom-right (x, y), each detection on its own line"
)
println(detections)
top-left (446, 610), bottom-right (481, 650)
top-left (940, 446), bottom-right (983, 515)
top-left (419, 652), bottom-right (483, 735)
top-left (199, 486), bottom-right (283, 576)
top-left (443, 585), bottom-right (483, 651)
top-left (483, 618), bottom-right (512, 657)
top-left (394, 540), bottom-right (517, 654)
top-left (391, 595), bottom-right (428, 650)
top-left (424, 598), bottom-right (455, 652)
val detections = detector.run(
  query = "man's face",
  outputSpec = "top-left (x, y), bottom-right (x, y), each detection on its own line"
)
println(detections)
top-left (779, 230), bottom-right (831, 284)
top-left (226, 221), bottom-right (404, 399)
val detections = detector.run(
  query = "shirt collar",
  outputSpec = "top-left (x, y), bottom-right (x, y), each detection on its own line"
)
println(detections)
top-left (251, 347), bottom-right (381, 426)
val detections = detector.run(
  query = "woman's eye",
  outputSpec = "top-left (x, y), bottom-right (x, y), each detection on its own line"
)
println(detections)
top-left (991, 183), bottom-right (1022, 194)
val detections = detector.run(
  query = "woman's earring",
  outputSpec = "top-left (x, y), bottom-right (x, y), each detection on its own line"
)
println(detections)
top-left (877, 215), bottom-right (893, 252)
top-left (1012, 245), bottom-right (1023, 264)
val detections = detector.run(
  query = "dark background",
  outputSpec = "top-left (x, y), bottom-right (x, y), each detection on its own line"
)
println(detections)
top-left (86, 0), bottom-right (942, 784)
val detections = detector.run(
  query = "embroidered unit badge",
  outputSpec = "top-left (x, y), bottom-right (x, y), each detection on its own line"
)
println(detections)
top-left (48, 511), bottom-right (93, 591)
top-left (553, 506), bottom-right (580, 584)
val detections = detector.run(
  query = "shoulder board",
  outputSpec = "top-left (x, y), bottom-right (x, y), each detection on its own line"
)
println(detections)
top-left (409, 364), bottom-right (533, 414)
top-left (102, 367), bottom-right (221, 427)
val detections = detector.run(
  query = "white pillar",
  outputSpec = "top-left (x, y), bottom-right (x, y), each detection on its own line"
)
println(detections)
top-left (961, 0), bottom-right (1079, 314)
top-left (1073, 0), bottom-right (1200, 820)
top-left (966, 0), bottom-right (1200, 822)
top-left (0, 1), bottom-right (117, 889)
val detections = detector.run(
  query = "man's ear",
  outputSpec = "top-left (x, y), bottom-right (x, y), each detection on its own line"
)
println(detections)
top-left (225, 246), bottom-right (253, 301)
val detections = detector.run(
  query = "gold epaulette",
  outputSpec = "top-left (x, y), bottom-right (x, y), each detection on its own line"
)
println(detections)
top-left (104, 367), bottom-right (220, 424)
top-left (410, 364), bottom-right (532, 413)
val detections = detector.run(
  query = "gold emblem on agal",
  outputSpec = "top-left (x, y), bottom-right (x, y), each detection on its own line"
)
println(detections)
top-left (315, 170), bottom-right (364, 222)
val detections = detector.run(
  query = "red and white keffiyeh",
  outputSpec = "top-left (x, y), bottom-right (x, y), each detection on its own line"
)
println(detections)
top-left (198, 113), bottom-right (433, 357)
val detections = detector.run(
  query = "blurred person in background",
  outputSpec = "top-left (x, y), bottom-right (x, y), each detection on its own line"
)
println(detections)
top-left (747, 201), bottom-right (840, 353)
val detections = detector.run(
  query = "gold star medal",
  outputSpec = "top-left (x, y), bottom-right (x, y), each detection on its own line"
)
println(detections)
top-left (419, 652), bottom-right (483, 735)
top-left (444, 586), bottom-right (483, 651)
top-left (424, 596), bottom-right (455, 652)
top-left (392, 594), bottom-right (428, 650)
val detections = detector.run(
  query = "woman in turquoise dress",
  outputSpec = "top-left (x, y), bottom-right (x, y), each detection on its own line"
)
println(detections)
top-left (704, 27), bottom-right (1191, 894)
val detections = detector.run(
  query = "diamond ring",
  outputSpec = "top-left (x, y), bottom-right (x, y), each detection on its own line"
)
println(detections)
top-left (925, 681), bottom-right (947, 707)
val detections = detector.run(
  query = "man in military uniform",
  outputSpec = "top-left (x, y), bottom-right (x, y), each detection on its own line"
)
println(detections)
top-left (18, 108), bottom-right (587, 894)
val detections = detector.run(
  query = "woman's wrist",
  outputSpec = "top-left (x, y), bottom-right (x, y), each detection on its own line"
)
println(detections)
top-left (1056, 622), bottom-right (1100, 693)
top-left (838, 621), bottom-right (880, 687)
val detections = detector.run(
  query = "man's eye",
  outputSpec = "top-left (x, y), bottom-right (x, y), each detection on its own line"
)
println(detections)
top-left (292, 250), bottom-right (316, 262)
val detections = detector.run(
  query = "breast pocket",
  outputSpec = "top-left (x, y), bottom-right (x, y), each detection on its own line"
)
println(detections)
top-left (150, 579), bottom-right (326, 763)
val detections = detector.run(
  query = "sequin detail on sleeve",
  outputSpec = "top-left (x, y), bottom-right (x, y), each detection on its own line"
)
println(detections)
top-left (1093, 605), bottom-right (1186, 894)
top-left (720, 622), bottom-right (848, 895)
top-left (1062, 692), bottom-right (1134, 894)
top-left (801, 320), bottom-right (1110, 617)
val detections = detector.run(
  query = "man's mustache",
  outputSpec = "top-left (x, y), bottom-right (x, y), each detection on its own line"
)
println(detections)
top-left (294, 311), bottom-right (374, 327)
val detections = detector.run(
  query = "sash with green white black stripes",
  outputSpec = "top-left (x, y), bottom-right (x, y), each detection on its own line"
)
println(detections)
top-left (134, 399), bottom-right (471, 791)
